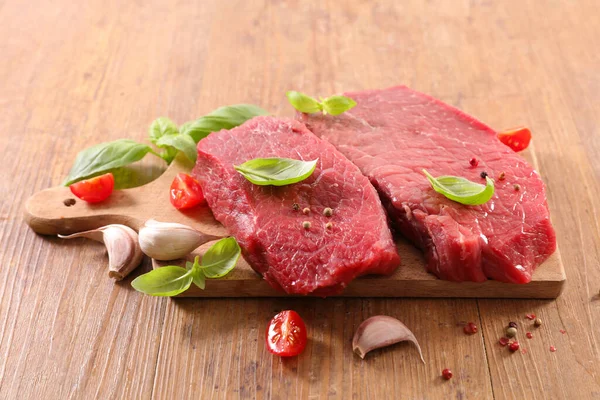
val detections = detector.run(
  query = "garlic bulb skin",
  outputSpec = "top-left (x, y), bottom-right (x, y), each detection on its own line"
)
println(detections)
top-left (58, 224), bottom-right (143, 281)
top-left (138, 219), bottom-right (221, 261)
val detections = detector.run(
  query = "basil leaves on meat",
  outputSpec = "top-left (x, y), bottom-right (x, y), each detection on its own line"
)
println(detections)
top-left (286, 91), bottom-right (356, 115)
top-left (63, 104), bottom-right (267, 187)
top-left (234, 157), bottom-right (318, 186)
top-left (131, 237), bottom-right (241, 296)
top-left (423, 169), bottom-right (495, 206)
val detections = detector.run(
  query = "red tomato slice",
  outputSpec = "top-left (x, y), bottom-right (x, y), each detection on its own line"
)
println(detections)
top-left (69, 173), bottom-right (115, 203)
top-left (266, 310), bottom-right (307, 357)
top-left (497, 127), bottom-right (532, 152)
top-left (170, 173), bottom-right (205, 210)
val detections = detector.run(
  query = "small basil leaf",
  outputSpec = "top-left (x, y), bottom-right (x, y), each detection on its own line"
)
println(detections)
top-left (187, 256), bottom-right (206, 289)
top-left (149, 117), bottom-right (179, 144)
top-left (234, 157), bottom-right (318, 186)
top-left (322, 95), bottom-right (357, 116)
top-left (156, 133), bottom-right (197, 162)
top-left (131, 266), bottom-right (193, 296)
top-left (63, 139), bottom-right (155, 186)
top-left (180, 104), bottom-right (268, 143)
top-left (286, 91), bottom-right (323, 114)
top-left (200, 237), bottom-right (241, 278)
top-left (423, 169), bottom-right (495, 206)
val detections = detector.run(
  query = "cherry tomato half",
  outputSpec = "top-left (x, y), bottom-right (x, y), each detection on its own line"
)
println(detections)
top-left (497, 127), bottom-right (531, 152)
top-left (69, 172), bottom-right (115, 203)
top-left (170, 173), bottom-right (205, 210)
top-left (266, 310), bottom-right (307, 357)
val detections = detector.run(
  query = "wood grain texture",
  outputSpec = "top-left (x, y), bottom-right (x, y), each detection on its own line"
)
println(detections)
top-left (1, 0), bottom-right (599, 399)
top-left (25, 153), bottom-right (566, 299)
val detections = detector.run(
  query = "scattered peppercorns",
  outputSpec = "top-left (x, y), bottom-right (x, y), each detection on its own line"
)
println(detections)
top-left (302, 221), bottom-right (311, 229)
top-left (550, 346), bottom-right (557, 352)
top-left (325, 222), bottom-right (333, 229)
top-left (508, 322), bottom-right (518, 328)
top-left (480, 171), bottom-right (488, 179)
top-left (526, 332), bottom-right (533, 339)
top-left (514, 184), bottom-right (521, 191)
top-left (442, 369), bottom-right (453, 380)
top-left (509, 342), bottom-right (520, 352)
top-left (302, 207), bottom-right (310, 215)
top-left (469, 157), bottom-right (479, 167)
top-left (525, 314), bottom-right (536, 320)
top-left (498, 337), bottom-right (510, 346)
top-left (292, 203), bottom-right (299, 211)
top-left (323, 207), bottom-right (333, 217)
top-left (506, 327), bottom-right (518, 338)
top-left (534, 318), bottom-right (542, 327)
top-left (499, 172), bottom-right (506, 181)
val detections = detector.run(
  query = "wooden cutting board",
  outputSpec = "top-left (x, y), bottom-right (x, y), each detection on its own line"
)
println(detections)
top-left (24, 154), bottom-right (566, 298)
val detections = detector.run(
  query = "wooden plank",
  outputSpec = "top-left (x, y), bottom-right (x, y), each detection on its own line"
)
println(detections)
top-left (1, 0), bottom-right (599, 399)
top-left (25, 153), bottom-right (566, 299)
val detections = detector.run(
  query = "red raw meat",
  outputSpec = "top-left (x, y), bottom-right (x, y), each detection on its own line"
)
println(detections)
top-left (298, 86), bottom-right (556, 283)
top-left (192, 116), bottom-right (400, 295)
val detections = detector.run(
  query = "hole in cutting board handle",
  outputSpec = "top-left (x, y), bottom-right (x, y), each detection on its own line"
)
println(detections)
top-left (63, 198), bottom-right (76, 207)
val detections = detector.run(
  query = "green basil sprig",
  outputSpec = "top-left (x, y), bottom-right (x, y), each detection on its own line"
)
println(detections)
top-left (131, 237), bottom-right (241, 296)
top-left (423, 169), bottom-right (495, 206)
top-left (286, 91), bottom-right (356, 116)
top-left (63, 104), bottom-right (267, 187)
top-left (234, 157), bottom-right (318, 186)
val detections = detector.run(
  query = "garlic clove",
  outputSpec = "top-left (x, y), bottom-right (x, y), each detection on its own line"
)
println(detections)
top-left (352, 315), bottom-right (424, 362)
top-left (138, 219), bottom-right (222, 261)
top-left (59, 224), bottom-right (143, 281)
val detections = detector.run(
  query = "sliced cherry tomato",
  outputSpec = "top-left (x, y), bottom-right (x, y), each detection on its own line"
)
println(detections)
top-left (497, 127), bottom-right (532, 152)
top-left (266, 310), bottom-right (307, 357)
top-left (69, 173), bottom-right (114, 203)
top-left (170, 173), bottom-right (205, 210)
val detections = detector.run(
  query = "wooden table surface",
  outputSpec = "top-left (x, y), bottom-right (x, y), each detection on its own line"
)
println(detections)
top-left (1, 0), bottom-right (599, 399)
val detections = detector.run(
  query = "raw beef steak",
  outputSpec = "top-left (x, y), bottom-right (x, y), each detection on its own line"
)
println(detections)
top-left (192, 116), bottom-right (400, 295)
top-left (298, 86), bottom-right (556, 283)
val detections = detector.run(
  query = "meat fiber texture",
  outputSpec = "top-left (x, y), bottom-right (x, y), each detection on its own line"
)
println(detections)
top-left (298, 86), bottom-right (556, 283)
top-left (192, 116), bottom-right (400, 295)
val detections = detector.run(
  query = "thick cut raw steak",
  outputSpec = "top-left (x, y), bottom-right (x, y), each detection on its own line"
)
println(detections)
top-left (298, 86), bottom-right (556, 283)
top-left (192, 116), bottom-right (400, 295)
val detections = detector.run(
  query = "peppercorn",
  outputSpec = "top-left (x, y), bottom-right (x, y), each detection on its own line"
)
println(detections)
top-left (509, 342), bottom-right (520, 352)
top-left (534, 318), bottom-right (542, 327)
top-left (302, 207), bottom-right (310, 215)
top-left (514, 184), bottom-right (521, 191)
top-left (302, 221), bottom-right (311, 229)
top-left (469, 157), bottom-right (479, 167)
top-left (325, 222), bottom-right (333, 229)
top-left (292, 203), bottom-right (299, 211)
top-left (499, 172), bottom-right (506, 181)
top-left (442, 369), bottom-right (453, 380)
top-left (506, 327), bottom-right (517, 338)
top-left (323, 207), bottom-right (333, 217)
top-left (480, 171), bottom-right (488, 179)
top-left (508, 322), bottom-right (518, 328)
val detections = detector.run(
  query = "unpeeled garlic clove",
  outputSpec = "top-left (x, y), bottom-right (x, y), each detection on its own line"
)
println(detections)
top-left (138, 219), bottom-right (221, 261)
top-left (59, 225), bottom-right (143, 281)
top-left (352, 315), bottom-right (425, 363)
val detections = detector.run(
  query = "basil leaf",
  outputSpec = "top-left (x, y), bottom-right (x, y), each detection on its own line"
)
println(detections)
top-left (286, 91), bottom-right (323, 114)
top-left (149, 117), bottom-right (179, 143)
top-left (156, 133), bottom-right (197, 162)
top-left (131, 266), bottom-right (193, 296)
top-left (180, 104), bottom-right (268, 143)
top-left (200, 237), bottom-right (241, 278)
top-left (187, 256), bottom-right (206, 289)
top-left (423, 169), bottom-right (495, 206)
top-left (63, 139), bottom-right (155, 186)
top-left (234, 157), bottom-right (318, 186)
top-left (322, 95), bottom-right (356, 116)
